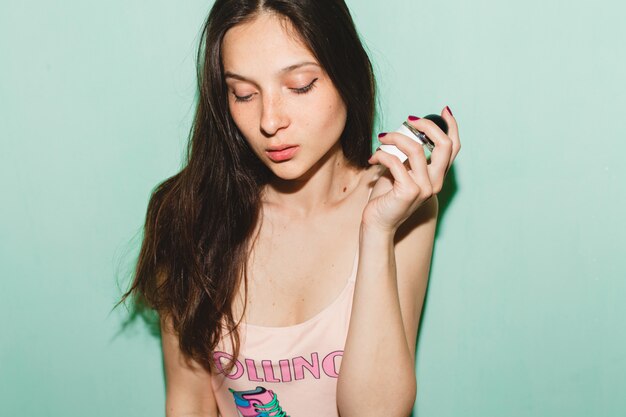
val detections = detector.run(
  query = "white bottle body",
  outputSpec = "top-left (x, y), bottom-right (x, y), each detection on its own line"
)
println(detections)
top-left (379, 123), bottom-right (432, 163)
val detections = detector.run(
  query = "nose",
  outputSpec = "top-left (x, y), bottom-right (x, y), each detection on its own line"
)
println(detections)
top-left (259, 91), bottom-right (289, 137)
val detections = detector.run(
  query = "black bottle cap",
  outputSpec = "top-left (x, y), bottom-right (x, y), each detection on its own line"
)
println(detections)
top-left (422, 114), bottom-right (449, 135)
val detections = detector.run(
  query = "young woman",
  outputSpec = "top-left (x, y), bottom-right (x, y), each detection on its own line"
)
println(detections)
top-left (120, 0), bottom-right (460, 416)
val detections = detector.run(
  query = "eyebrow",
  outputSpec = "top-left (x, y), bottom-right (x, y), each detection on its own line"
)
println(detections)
top-left (224, 61), bottom-right (320, 82)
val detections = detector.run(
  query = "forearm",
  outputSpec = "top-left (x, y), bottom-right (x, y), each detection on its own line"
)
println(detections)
top-left (337, 224), bottom-right (417, 417)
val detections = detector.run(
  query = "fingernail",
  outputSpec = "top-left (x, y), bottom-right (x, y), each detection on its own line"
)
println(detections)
top-left (445, 105), bottom-right (453, 116)
top-left (377, 132), bottom-right (387, 138)
top-left (408, 115), bottom-right (420, 121)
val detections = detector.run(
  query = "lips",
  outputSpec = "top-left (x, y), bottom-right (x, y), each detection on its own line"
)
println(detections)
top-left (266, 144), bottom-right (297, 151)
top-left (265, 145), bottom-right (299, 162)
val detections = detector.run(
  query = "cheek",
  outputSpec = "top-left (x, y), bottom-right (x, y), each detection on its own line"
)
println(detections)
top-left (229, 101), bottom-right (243, 123)
top-left (229, 104), bottom-right (253, 136)
top-left (228, 101), bottom-right (238, 124)
top-left (318, 94), bottom-right (347, 131)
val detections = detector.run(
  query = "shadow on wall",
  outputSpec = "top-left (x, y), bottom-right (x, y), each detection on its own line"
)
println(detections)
top-left (109, 231), bottom-right (164, 386)
top-left (111, 224), bottom-right (163, 341)
top-left (115, 298), bottom-right (161, 339)
top-left (435, 164), bottom-right (459, 239)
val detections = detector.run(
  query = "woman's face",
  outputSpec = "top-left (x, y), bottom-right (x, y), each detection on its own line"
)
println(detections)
top-left (222, 13), bottom-right (348, 180)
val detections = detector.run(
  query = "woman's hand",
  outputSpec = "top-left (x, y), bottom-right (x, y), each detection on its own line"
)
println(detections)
top-left (362, 106), bottom-right (460, 233)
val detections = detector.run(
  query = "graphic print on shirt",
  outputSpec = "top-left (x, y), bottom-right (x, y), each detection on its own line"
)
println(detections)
top-left (229, 386), bottom-right (289, 417)
top-left (213, 350), bottom-right (343, 382)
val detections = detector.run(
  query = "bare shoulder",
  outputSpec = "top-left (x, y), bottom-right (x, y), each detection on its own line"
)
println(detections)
top-left (160, 314), bottom-right (218, 417)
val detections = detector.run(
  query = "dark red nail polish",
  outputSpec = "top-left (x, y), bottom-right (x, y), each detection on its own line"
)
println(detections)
top-left (378, 132), bottom-right (387, 138)
top-left (445, 105), bottom-right (453, 116)
top-left (408, 115), bottom-right (420, 121)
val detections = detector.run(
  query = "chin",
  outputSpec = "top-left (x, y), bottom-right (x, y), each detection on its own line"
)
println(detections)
top-left (266, 160), bottom-right (318, 182)
top-left (268, 166), bottom-right (308, 181)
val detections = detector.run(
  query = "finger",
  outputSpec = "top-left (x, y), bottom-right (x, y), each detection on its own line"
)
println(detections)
top-left (379, 130), bottom-right (427, 168)
top-left (404, 116), bottom-right (452, 191)
top-left (425, 150), bottom-right (449, 193)
top-left (405, 115), bottom-right (453, 157)
top-left (379, 132), bottom-right (432, 192)
top-left (440, 105), bottom-right (460, 172)
top-left (369, 145), bottom-right (421, 199)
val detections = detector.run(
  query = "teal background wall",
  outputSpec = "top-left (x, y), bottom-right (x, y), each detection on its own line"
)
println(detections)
top-left (1, 0), bottom-right (624, 416)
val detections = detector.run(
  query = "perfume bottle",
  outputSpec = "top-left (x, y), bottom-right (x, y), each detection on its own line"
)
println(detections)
top-left (378, 114), bottom-right (449, 163)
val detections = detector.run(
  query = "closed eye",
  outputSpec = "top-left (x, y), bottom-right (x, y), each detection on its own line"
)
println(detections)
top-left (232, 78), bottom-right (319, 103)
top-left (233, 93), bottom-right (254, 102)
top-left (291, 78), bottom-right (318, 95)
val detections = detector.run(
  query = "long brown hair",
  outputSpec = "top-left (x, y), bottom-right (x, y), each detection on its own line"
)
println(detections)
top-left (117, 0), bottom-right (377, 373)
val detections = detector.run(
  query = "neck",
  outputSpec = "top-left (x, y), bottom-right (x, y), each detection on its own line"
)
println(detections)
top-left (262, 143), bottom-right (362, 218)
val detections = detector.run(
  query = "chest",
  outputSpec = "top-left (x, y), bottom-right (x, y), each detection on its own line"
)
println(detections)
top-left (236, 210), bottom-right (361, 327)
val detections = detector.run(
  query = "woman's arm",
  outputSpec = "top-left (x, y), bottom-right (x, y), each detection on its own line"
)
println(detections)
top-left (338, 109), bottom-right (457, 417)
top-left (337, 195), bottom-right (438, 417)
top-left (161, 315), bottom-right (219, 417)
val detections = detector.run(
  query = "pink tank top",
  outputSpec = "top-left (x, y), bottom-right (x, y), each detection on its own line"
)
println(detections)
top-left (210, 245), bottom-right (360, 416)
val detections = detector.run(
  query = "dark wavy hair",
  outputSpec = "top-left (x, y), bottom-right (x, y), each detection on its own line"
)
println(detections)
top-left (117, 0), bottom-right (377, 373)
